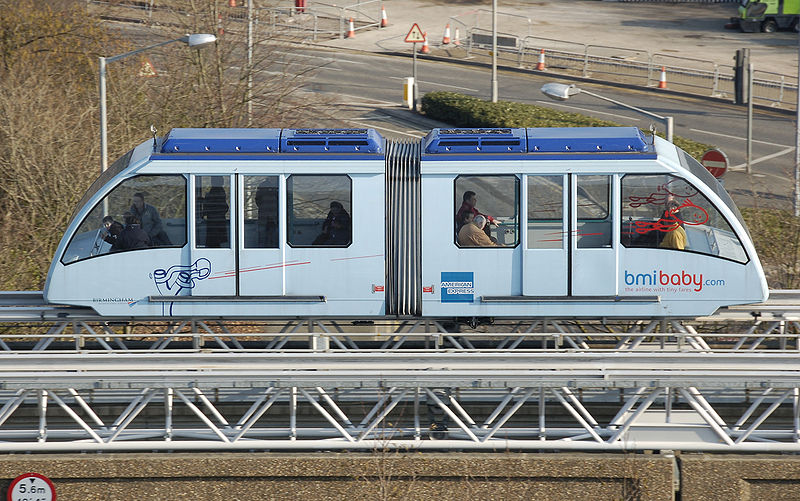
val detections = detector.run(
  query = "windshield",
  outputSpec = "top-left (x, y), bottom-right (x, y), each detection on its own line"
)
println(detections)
top-left (64, 149), bottom-right (134, 231)
top-left (677, 149), bottom-right (749, 236)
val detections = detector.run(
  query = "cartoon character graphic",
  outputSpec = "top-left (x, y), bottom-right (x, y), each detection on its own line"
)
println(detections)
top-left (153, 258), bottom-right (211, 315)
top-left (627, 178), bottom-right (699, 209)
top-left (631, 198), bottom-right (708, 234)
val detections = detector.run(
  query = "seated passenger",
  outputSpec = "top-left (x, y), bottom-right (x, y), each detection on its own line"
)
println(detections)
top-left (456, 190), bottom-right (496, 237)
top-left (458, 215), bottom-right (500, 247)
top-left (312, 201), bottom-right (351, 245)
top-left (130, 192), bottom-right (171, 246)
top-left (659, 199), bottom-right (687, 250)
top-left (101, 216), bottom-right (123, 246)
top-left (111, 212), bottom-right (152, 252)
top-left (456, 211), bottom-right (474, 240)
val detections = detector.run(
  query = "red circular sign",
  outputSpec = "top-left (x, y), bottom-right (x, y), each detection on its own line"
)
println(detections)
top-left (700, 149), bottom-right (728, 179)
top-left (7, 473), bottom-right (55, 501)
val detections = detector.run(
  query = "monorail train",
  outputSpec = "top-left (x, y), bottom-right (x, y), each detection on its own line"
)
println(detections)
top-left (44, 127), bottom-right (768, 318)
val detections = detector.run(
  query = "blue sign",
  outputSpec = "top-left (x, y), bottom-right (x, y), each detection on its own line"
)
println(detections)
top-left (441, 272), bottom-right (474, 303)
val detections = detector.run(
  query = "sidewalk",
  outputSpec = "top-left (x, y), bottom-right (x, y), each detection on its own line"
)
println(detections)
top-left (317, 0), bottom-right (794, 77)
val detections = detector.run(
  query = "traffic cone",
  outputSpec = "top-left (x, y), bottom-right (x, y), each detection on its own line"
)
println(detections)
top-left (381, 6), bottom-right (389, 27)
top-left (420, 33), bottom-right (430, 54)
top-left (442, 24), bottom-right (451, 44)
top-left (217, 14), bottom-right (224, 36)
top-left (658, 66), bottom-right (667, 89)
top-left (453, 27), bottom-right (461, 45)
top-left (536, 48), bottom-right (546, 71)
top-left (347, 18), bottom-right (356, 38)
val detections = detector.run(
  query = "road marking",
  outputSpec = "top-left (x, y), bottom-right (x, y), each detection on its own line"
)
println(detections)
top-left (388, 76), bottom-right (479, 92)
top-left (729, 147), bottom-right (795, 170)
top-left (533, 100), bottom-right (642, 122)
top-left (690, 128), bottom-right (792, 148)
top-left (345, 120), bottom-right (423, 138)
top-left (272, 50), bottom-right (369, 65)
top-left (334, 94), bottom-right (399, 106)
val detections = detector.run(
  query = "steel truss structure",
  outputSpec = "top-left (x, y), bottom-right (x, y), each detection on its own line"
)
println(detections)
top-left (0, 351), bottom-right (798, 452)
top-left (0, 291), bottom-right (799, 451)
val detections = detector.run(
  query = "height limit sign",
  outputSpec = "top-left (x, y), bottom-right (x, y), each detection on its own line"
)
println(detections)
top-left (8, 473), bottom-right (56, 501)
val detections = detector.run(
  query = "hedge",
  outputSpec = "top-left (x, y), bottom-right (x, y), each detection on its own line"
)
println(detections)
top-left (420, 91), bottom-right (713, 159)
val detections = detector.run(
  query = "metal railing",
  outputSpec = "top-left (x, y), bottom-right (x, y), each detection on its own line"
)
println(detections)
top-left (505, 35), bottom-right (796, 109)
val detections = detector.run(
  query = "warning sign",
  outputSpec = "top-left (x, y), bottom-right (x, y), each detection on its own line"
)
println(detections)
top-left (404, 23), bottom-right (425, 43)
top-left (139, 58), bottom-right (158, 78)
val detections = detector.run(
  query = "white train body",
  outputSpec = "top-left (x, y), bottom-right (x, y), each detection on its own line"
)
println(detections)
top-left (44, 127), bottom-right (768, 318)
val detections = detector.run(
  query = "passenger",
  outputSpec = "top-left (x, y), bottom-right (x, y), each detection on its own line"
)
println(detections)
top-left (100, 216), bottom-right (123, 246)
top-left (201, 178), bottom-right (229, 248)
top-left (659, 199), bottom-right (687, 250)
top-left (130, 192), bottom-right (171, 246)
top-left (458, 215), bottom-right (500, 247)
top-left (111, 212), bottom-right (152, 252)
top-left (313, 201), bottom-right (351, 245)
top-left (455, 190), bottom-right (496, 237)
top-left (456, 211), bottom-right (474, 238)
top-left (255, 180), bottom-right (278, 248)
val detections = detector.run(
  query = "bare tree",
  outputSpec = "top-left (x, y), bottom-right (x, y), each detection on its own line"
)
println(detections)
top-left (0, 0), bottom-right (344, 289)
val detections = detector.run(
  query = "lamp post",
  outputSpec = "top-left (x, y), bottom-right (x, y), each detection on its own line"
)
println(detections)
top-left (540, 82), bottom-right (674, 143)
top-left (491, 0), bottom-right (498, 103)
top-left (795, 27), bottom-right (800, 216)
top-left (99, 33), bottom-right (216, 172)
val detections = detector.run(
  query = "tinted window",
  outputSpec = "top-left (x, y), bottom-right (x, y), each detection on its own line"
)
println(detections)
top-left (195, 176), bottom-right (230, 249)
top-left (621, 174), bottom-right (747, 263)
top-left (454, 175), bottom-right (519, 248)
top-left (576, 175), bottom-right (612, 248)
top-left (244, 176), bottom-right (279, 249)
top-left (527, 175), bottom-right (564, 249)
top-left (61, 175), bottom-right (186, 264)
top-left (288, 175), bottom-right (352, 247)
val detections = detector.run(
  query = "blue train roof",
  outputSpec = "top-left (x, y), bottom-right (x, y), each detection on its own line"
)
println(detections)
top-left (422, 127), bottom-right (652, 156)
top-left (422, 128), bottom-right (527, 153)
top-left (160, 128), bottom-right (282, 153)
top-left (527, 127), bottom-right (648, 153)
top-left (157, 128), bottom-right (384, 155)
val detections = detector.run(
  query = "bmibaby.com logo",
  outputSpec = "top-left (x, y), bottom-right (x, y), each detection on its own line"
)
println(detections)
top-left (624, 269), bottom-right (725, 293)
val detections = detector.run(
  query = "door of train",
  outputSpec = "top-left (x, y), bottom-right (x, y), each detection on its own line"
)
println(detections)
top-left (188, 174), bottom-right (237, 296)
top-left (237, 175), bottom-right (283, 296)
top-left (189, 174), bottom-right (284, 297)
top-left (523, 174), bottom-right (616, 297)
top-left (571, 174), bottom-right (616, 296)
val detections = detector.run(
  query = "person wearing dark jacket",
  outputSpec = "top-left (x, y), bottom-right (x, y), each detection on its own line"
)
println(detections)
top-left (101, 216), bottom-right (124, 246)
top-left (130, 192), bottom-right (171, 246)
top-left (111, 213), bottom-right (152, 252)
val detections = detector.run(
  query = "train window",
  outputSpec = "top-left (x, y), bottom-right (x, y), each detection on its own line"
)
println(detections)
top-left (455, 175), bottom-right (519, 248)
top-left (527, 175), bottom-right (564, 249)
top-left (621, 174), bottom-right (747, 263)
top-left (60, 175), bottom-right (187, 264)
top-left (195, 176), bottom-right (230, 249)
top-left (287, 175), bottom-right (352, 247)
top-left (576, 175), bottom-right (612, 248)
top-left (243, 176), bottom-right (279, 249)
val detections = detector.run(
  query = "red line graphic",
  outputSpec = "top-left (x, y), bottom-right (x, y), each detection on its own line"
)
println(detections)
top-left (209, 261), bottom-right (311, 279)
top-left (329, 254), bottom-right (384, 262)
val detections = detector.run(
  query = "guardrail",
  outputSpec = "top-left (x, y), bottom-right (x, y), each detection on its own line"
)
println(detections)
top-left (89, 0), bottom-right (797, 108)
top-left (513, 35), bottom-right (796, 108)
